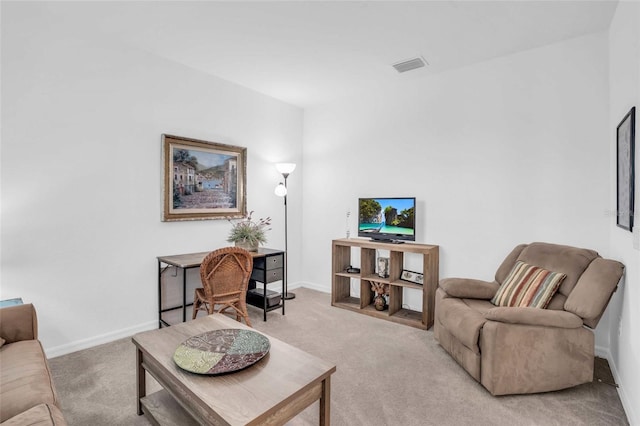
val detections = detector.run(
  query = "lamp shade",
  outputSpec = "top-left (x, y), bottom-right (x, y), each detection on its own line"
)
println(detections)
top-left (274, 183), bottom-right (287, 197)
top-left (275, 163), bottom-right (296, 175)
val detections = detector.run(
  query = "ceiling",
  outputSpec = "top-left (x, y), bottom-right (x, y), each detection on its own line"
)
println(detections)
top-left (41, 1), bottom-right (618, 108)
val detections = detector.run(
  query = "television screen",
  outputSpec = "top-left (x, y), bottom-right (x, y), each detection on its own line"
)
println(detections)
top-left (358, 197), bottom-right (416, 242)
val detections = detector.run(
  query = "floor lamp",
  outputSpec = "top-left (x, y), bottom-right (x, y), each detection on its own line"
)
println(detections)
top-left (274, 162), bottom-right (296, 300)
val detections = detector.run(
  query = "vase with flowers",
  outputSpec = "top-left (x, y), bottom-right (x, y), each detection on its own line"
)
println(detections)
top-left (226, 211), bottom-right (271, 252)
top-left (370, 281), bottom-right (389, 311)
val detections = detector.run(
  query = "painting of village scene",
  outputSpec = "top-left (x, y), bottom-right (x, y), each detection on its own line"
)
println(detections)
top-left (162, 135), bottom-right (246, 221)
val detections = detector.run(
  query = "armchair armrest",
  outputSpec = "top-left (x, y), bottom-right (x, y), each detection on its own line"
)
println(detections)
top-left (0, 303), bottom-right (38, 344)
top-left (439, 278), bottom-right (499, 300)
top-left (485, 307), bottom-right (583, 329)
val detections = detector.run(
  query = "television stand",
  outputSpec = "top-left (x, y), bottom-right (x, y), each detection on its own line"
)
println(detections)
top-left (331, 238), bottom-right (439, 329)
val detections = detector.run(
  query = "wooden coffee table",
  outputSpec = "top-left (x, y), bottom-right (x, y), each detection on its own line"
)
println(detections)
top-left (132, 314), bottom-right (336, 425)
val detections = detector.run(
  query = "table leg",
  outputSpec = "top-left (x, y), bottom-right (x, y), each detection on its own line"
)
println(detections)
top-left (263, 283), bottom-right (267, 322)
top-left (136, 347), bottom-right (146, 415)
top-left (182, 267), bottom-right (187, 322)
top-left (319, 376), bottom-right (331, 425)
top-left (157, 261), bottom-right (162, 328)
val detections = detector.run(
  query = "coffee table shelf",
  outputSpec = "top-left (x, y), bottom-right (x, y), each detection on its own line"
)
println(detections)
top-left (140, 390), bottom-right (199, 426)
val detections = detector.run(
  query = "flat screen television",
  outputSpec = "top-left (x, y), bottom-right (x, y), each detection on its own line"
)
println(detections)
top-left (358, 197), bottom-right (416, 243)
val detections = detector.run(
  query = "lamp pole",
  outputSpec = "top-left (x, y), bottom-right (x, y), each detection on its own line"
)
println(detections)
top-left (282, 172), bottom-right (294, 300)
top-left (275, 162), bottom-right (296, 301)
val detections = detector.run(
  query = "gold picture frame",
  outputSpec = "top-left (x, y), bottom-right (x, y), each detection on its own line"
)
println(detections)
top-left (162, 134), bottom-right (247, 222)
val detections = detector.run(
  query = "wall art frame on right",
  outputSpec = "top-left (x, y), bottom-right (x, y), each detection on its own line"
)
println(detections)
top-left (616, 106), bottom-right (636, 232)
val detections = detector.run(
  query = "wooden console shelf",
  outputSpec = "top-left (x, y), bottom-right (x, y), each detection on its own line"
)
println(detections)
top-left (331, 238), bottom-right (439, 330)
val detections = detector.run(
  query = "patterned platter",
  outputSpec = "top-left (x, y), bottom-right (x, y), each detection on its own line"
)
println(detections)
top-left (173, 329), bottom-right (270, 375)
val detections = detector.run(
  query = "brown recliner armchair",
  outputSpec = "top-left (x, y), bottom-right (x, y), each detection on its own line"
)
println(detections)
top-left (434, 242), bottom-right (624, 396)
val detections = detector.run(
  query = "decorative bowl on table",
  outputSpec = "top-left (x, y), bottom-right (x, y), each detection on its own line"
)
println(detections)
top-left (173, 329), bottom-right (270, 375)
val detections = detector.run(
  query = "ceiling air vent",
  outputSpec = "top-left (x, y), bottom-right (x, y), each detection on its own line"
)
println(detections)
top-left (392, 57), bottom-right (427, 73)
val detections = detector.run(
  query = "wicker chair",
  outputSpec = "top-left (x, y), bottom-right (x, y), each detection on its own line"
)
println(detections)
top-left (192, 247), bottom-right (254, 327)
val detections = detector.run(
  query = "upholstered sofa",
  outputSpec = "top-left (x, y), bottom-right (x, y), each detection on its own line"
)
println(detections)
top-left (0, 304), bottom-right (67, 425)
top-left (434, 242), bottom-right (624, 396)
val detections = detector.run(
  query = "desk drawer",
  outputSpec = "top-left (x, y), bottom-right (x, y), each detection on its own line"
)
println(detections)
top-left (253, 254), bottom-right (284, 270)
top-left (251, 267), bottom-right (283, 284)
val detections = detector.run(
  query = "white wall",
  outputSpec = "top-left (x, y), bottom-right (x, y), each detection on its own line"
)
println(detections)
top-left (608, 2), bottom-right (640, 424)
top-left (0, 3), bottom-right (303, 356)
top-left (2, 3), bottom-right (636, 420)
top-left (302, 32), bottom-right (611, 305)
top-left (302, 25), bottom-right (640, 422)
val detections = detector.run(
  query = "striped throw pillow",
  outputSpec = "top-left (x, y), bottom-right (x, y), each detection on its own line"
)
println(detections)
top-left (491, 261), bottom-right (566, 309)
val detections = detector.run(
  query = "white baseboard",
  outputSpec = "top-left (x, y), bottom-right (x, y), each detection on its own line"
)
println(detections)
top-left (289, 281), bottom-right (330, 294)
top-left (610, 361), bottom-right (638, 426)
top-left (594, 347), bottom-right (637, 426)
top-left (44, 283), bottom-right (327, 359)
top-left (45, 320), bottom-right (157, 359)
top-left (594, 344), bottom-right (608, 358)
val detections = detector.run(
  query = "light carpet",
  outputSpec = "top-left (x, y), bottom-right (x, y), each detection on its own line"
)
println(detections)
top-left (49, 288), bottom-right (628, 425)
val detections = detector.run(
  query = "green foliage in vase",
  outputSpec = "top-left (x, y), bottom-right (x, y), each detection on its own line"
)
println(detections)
top-left (227, 211), bottom-right (272, 246)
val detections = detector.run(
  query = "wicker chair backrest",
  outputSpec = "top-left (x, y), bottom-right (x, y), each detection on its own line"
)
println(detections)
top-left (199, 247), bottom-right (253, 300)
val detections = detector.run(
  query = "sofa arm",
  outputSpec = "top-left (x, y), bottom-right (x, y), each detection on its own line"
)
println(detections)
top-left (485, 307), bottom-right (583, 329)
top-left (0, 304), bottom-right (38, 344)
top-left (565, 258), bottom-right (624, 329)
top-left (439, 278), bottom-right (499, 300)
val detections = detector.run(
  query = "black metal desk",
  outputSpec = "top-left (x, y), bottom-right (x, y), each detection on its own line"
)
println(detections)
top-left (157, 248), bottom-right (285, 328)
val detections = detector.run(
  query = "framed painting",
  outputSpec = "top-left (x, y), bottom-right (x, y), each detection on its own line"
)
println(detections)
top-left (616, 107), bottom-right (635, 232)
top-left (162, 134), bottom-right (247, 222)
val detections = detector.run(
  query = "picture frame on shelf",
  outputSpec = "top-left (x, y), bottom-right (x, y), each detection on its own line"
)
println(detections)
top-left (377, 257), bottom-right (389, 278)
top-left (616, 107), bottom-right (635, 231)
top-left (400, 269), bottom-right (424, 285)
top-left (162, 134), bottom-right (247, 222)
